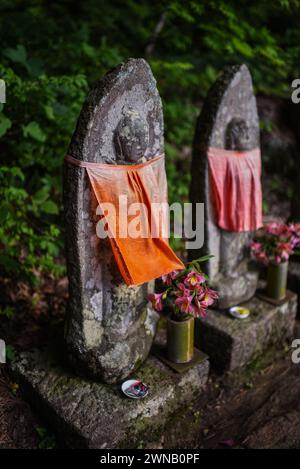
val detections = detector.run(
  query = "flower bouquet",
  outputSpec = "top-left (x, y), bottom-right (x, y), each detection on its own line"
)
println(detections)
top-left (148, 256), bottom-right (218, 363)
top-left (250, 222), bottom-right (300, 300)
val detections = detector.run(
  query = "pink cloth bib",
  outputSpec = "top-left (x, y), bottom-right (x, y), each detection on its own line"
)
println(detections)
top-left (207, 147), bottom-right (262, 232)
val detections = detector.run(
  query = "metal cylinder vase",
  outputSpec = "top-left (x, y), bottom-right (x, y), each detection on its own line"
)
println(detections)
top-left (167, 316), bottom-right (194, 363)
top-left (266, 261), bottom-right (288, 300)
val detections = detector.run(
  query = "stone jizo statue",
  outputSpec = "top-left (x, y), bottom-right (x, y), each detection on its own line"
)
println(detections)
top-left (63, 59), bottom-right (165, 383)
top-left (189, 64), bottom-right (262, 309)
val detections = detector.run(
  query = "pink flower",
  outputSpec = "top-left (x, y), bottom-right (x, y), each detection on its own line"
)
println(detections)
top-left (250, 241), bottom-right (268, 263)
top-left (193, 298), bottom-right (207, 318)
top-left (161, 270), bottom-right (180, 285)
top-left (206, 288), bottom-right (219, 301)
top-left (291, 236), bottom-right (300, 249)
top-left (148, 293), bottom-right (163, 312)
top-left (250, 241), bottom-right (262, 252)
top-left (290, 223), bottom-right (300, 233)
top-left (200, 289), bottom-right (217, 307)
top-left (184, 271), bottom-right (206, 288)
top-left (277, 242), bottom-right (293, 261)
top-left (175, 283), bottom-right (191, 297)
top-left (257, 252), bottom-right (269, 263)
top-left (290, 223), bottom-right (300, 249)
top-left (250, 239), bottom-right (269, 263)
top-left (194, 284), bottom-right (206, 299)
top-left (201, 296), bottom-right (214, 308)
top-left (194, 288), bottom-right (218, 317)
top-left (264, 223), bottom-right (278, 235)
top-left (265, 222), bottom-right (291, 237)
top-left (175, 295), bottom-right (195, 314)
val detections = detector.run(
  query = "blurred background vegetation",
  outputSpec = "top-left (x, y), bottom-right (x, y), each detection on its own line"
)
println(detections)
top-left (1, 0), bottom-right (300, 290)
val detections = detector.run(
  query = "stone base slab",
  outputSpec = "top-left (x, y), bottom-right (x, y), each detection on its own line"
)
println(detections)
top-left (256, 289), bottom-right (294, 306)
top-left (195, 291), bottom-right (297, 372)
top-left (12, 344), bottom-right (209, 449)
top-left (152, 345), bottom-right (208, 374)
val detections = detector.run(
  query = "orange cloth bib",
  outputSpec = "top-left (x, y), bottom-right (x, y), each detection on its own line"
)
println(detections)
top-left (207, 147), bottom-right (262, 232)
top-left (65, 154), bottom-right (184, 286)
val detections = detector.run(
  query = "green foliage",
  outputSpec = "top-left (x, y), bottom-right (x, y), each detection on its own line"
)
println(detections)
top-left (0, 61), bottom-right (87, 283)
top-left (35, 426), bottom-right (57, 449)
top-left (0, 0), bottom-right (299, 284)
top-left (5, 344), bottom-right (16, 362)
top-left (0, 305), bottom-right (15, 318)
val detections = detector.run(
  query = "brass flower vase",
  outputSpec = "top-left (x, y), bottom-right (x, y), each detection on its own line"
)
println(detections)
top-left (266, 261), bottom-right (288, 300)
top-left (167, 315), bottom-right (194, 363)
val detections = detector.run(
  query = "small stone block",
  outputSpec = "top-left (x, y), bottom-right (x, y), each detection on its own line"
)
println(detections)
top-left (152, 344), bottom-right (208, 374)
top-left (12, 345), bottom-right (209, 449)
top-left (195, 293), bottom-right (297, 372)
top-left (256, 289), bottom-right (294, 306)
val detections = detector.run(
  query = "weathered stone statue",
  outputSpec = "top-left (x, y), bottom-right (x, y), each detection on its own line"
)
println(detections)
top-left (290, 114), bottom-right (300, 222)
top-left (63, 59), bottom-right (163, 383)
top-left (189, 64), bottom-right (260, 309)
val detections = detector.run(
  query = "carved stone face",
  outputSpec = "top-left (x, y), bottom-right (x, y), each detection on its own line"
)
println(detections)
top-left (225, 118), bottom-right (252, 151)
top-left (115, 108), bottom-right (149, 162)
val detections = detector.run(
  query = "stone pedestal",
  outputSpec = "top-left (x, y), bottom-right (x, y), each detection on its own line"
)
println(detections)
top-left (11, 344), bottom-right (209, 449)
top-left (195, 292), bottom-right (297, 372)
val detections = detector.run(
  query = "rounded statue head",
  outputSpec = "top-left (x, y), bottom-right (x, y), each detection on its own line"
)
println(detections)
top-left (225, 118), bottom-right (252, 151)
top-left (115, 108), bottom-right (150, 163)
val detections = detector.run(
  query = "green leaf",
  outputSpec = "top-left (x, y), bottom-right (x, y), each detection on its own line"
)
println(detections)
top-left (22, 121), bottom-right (46, 142)
top-left (6, 345), bottom-right (16, 362)
top-left (0, 306), bottom-right (15, 319)
top-left (187, 255), bottom-right (214, 264)
top-left (0, 255), bottom-right (19, 272)
top-left (26, 57), bottom-right (44, 77)
top-left (35, 427), bottom-right (47, 438)
top-left (10, 167), bottom-right (25, 181)
top-left (33, 187), bottom-right (50, 204)
top-left (0, 114), bottom-right (12, 137)
top-left (232, 37), bottom-right (253, 58)
top-left (0, 206), bottom-right (9, 224)
top-left (44, 104), bottom-right (55, 120)
top-left (42, 200), bottom-right (59, 215)
top-left (82, 42), bottom-right (97, 59)
top-left (36, 426), bottom-right (56, 449)
top-left (4, 45), bottom-right (27, 64)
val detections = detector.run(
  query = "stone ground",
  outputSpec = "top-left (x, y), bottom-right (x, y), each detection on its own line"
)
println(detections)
top-left (1, 317), bottom-right (300, 449)
top-left (159, 339), bottom-right (300, 449)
